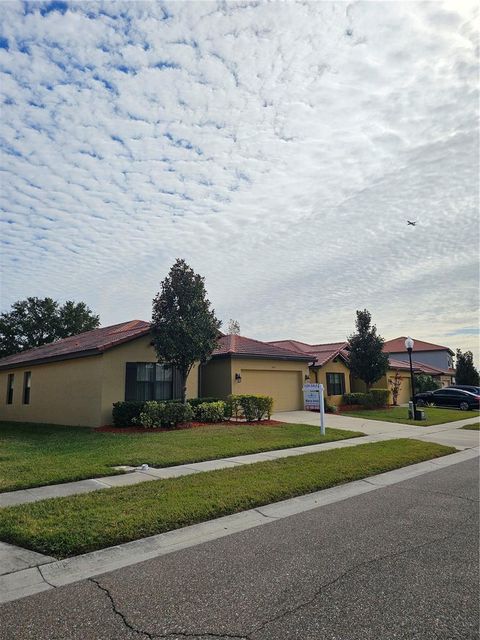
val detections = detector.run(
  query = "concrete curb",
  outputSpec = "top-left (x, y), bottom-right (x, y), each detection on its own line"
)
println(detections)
top-left (1, 446), bottom-right (477, 605)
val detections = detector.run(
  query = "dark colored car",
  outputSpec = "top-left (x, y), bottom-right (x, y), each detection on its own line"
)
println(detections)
top-left (414, 388), bottom-right (480, 411)
top-left (446, 385), bottom-right (480, 395)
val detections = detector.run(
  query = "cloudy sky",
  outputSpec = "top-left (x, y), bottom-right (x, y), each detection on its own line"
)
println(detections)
top-left (0, 0), bottom-right (478, 361)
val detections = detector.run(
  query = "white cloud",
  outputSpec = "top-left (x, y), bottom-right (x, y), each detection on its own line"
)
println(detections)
top-left (0, 0), bottom-right (478, 362)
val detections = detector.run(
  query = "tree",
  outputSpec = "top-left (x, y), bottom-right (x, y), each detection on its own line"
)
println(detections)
top-left (0, 297), bottom-right (100, 358)
top-left (455, 349), bottom-right (480, 385)
top-left (151, 259), bottom-right (221, 402)
top-left (414, 374), bottom-right (440, 394)
top-left (388, 370), bottom-right (402, 406)
top-left (347, 309), bottom-right (389, 390)
top-left (227, 319), bottom-right (240, 335)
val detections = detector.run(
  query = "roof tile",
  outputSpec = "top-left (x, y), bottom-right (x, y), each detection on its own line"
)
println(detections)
top-left (0, 320), bottom-right (151, 369)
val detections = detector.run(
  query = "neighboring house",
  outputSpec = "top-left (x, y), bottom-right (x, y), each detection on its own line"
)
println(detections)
top-left (268, 340), bottom-right (351, 406)
top-left (0, 323), bottom-right (311, 426)
top-left (201, 335), bottom-right (311, 412)
top-left (383, 337), bottom-right (456, 387)
top-left (0, 320), bottom-right (200, 428)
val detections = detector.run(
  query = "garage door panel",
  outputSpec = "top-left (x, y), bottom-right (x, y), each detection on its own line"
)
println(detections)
top-left (240, 370), bottom-right (303, 412)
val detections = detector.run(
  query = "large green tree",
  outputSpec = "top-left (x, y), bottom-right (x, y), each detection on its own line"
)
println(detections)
top-left (347, 309), bottom-right (389, 390)
top-left (455, 349), bottom-right (480, 385)
top-left (151, 259), bottom-right (221, 402)
top-left (0, 297), bottom-right (100, 358)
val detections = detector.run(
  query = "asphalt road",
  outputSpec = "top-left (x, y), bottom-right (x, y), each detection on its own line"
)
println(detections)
top-left (0, 458), bottom-right (478, 640)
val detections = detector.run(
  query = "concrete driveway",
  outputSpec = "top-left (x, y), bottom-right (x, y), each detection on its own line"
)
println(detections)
top-left (273, 410), bottom-right (480, 449)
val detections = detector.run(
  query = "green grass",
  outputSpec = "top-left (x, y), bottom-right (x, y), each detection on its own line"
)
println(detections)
top-left (340, 406), bottom-right (479, 426)
top-left (0, 421), bottom-right (363, 493)
top-left (461, 423), bottom-right (480, 430)
top-left (0, 439), bottom-right (454, 558)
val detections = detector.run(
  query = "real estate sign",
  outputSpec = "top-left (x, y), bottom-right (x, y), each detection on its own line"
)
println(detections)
top-left (303, 383), bottom-right (325, 435)
top-left (303, 383), bottom-right (321, 410)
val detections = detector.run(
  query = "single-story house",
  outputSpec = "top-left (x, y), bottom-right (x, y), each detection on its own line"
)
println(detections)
top-left (0, 320), bottom-right (200, 427)
top-left (0, 322), bottom-right (311, 427)
top-left (201, 334), bottom-right (311, 412)
top-left (268, 340), bottom-right (351, 407)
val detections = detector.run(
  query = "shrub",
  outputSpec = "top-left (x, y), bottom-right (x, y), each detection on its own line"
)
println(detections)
top-left (137, 401), bottom-right (193, 429)
top-left (369, 389), bottom-right (389, 407)
top-left (187, 397), bottom-right (222, 409)
top-left (112, 401), bottom-right (146, 427)
top-left (193, 401), bottom-right (226, 423)
top-left (342, 393), bottom-right (365, 406)
top-left (414, 375), bottom-right (440, 394)
top-left (324, 396), bottom-right (337, 413)
top-left (341, 390), bottom-right (389, 409)
top-left (226, 394), bottom-right (274, 421)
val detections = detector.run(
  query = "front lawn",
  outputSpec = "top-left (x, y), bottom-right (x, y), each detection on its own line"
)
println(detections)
top-left (0, 438), bottom-right (455, 558)
top-left (339, 406), bottom-right (479, 427)
top-left (0, 421), bottom-right (363, 493)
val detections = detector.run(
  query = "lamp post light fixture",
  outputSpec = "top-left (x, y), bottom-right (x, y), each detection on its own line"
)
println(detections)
top-left (405, 336), bottom-right (417, 420)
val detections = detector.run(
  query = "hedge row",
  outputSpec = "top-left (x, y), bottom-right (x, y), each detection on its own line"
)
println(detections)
top-left (342, 389), bottom-right (389, 408)
top-left (112, 394), bottom-right (273, 428)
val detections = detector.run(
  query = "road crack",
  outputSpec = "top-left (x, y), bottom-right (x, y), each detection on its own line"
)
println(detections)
top-left (89, 577), bottom-right (247, 640)
top-left (245, 514), bottom-right (478, 638)
top-left (89, 577), bottom-right (153, 638)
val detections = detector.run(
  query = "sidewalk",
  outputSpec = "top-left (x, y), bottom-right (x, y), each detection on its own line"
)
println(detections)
top-left (1, 415), bottom-right (478, 509)
top-left (1, 446), bottom-right (478, 605)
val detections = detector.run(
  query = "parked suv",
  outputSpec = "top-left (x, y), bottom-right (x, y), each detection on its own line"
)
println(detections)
top-left (414, 388), bottom-right (480, 411)
top-left (446, 385), bottom-right (480, 395)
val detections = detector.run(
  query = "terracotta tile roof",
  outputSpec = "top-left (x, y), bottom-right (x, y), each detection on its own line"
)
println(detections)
top-left (0, 320), bottom-right (151, 370)
top-left (388, 357), bottom-right (454, 376)
top-left (384, 336), bottom-right (454, 355)
top-left (268, 340), bottom-right (349, 367)
top-left (213, 335), bottom-right (313, 361)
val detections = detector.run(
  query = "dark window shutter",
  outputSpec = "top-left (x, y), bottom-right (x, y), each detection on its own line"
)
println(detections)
top-left (125, 363), bottom-right (137, 401)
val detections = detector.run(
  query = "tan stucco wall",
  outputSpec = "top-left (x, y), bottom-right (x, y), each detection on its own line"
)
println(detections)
top-left (0, 337), bottom-right (200, 428)
top-left (200, 358), bottom-right (232, 398)
top-left (0, 356), bottom-right (103, 427)
top-left (310, 359), bottom-right (351, 406)
top-left (385, 371), bottom-right (411, 405)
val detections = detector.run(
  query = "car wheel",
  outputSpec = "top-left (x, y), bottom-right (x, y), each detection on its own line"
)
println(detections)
top-left (416, 399), bottom-right (425, 407)
top-left (459, 402), bottom-right (470, 411)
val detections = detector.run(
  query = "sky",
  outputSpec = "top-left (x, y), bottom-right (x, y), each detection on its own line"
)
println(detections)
top-left (0, 0), bottom-right (478, 362)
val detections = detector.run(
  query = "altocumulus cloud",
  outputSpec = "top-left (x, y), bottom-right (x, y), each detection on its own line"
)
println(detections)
top-left (0, 1), bottom-right (478, 359)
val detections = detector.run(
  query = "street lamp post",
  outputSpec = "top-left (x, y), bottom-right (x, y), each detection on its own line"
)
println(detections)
top-left (405, 336), bottom-right (417, 420)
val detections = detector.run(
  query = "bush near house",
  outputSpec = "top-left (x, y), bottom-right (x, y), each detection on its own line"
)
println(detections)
top-left (137, 401), bottom-right (194, 429)
top-left (226, 395), bottom-right (274, 421)
top-left (113, 395), bottom-right (274, 427)
top-left (342, 389), bottom-right (389, 409)
top-left (193, 401), bottom-right (226, 423)
top-left (112, 401), bottom-right (147, 427)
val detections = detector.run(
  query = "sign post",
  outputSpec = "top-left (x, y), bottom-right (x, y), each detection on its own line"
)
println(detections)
top-left (303, 382), bottom-right (325, 436)
top-left (319, 383), bottom-right (325, 436)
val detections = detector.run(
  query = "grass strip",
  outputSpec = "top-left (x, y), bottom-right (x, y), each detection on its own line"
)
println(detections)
top-left (340, 406), bottom-right (477, 426)
top-left (461, 423), bottom-right (480, 430)
top-left (0, 422), bottom-right (363, 493)
top-left (0, 439), bottom-right (455, 558)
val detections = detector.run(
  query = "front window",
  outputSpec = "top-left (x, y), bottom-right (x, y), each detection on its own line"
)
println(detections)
top-left (6, 374), bottom-right (14, 404)
top-left (23, 372), bottom-right (32, 405)
top-left (326, 372), bottom-right (345, 396)
top-left (125, 363), bottom-right (181, 401)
